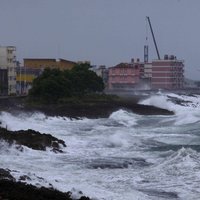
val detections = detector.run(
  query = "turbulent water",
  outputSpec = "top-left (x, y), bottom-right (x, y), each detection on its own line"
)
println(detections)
top-left (1, 92), bottom-right (200, 200)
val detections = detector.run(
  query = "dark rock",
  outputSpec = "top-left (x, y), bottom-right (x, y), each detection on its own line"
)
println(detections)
top-left (79, 197), bottom-right (91, 200)
top-left (0, 179), bottom-right (91, 200)
top-left (22, 101), bottom-right (174, 119)
top-left (19, 175), bottom-right (31, 181)
top-left (167, 96), bottom-right (192, 106)
top-left (0, 168), bottom-right (15, 181)
top-left (0, 96), bottom-right (174, 118)
top-left (0, 127), bottom-right (66, 152)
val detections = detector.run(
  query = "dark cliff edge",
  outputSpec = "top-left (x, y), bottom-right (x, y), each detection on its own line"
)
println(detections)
top-left (0, 96), bottom-right (174, 118)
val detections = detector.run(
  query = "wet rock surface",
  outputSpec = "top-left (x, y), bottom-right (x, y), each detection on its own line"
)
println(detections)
top-left (23, 101), bottom-right (174, 118)
top-left (0, 96), bottom-right (174, 119)
top-left (167, 96), bottom-right (192, 106)
top-left (0, 168), bottom-right (91, 200)
top-left (0, 168), bottom-right (15, 181)
top-left (0, 179), bottom-right (91, 200)
top-left (0, 127), bottom-right (66, 152)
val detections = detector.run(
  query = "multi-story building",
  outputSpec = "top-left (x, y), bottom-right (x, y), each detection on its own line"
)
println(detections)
top-left (151, 55), bottom-right (184, 89)
top-left (108, 60), bottom-right (140, 90)
top-left (16, 66), bottom-right (42, 95)
top-left (24, 58), bottom-right (76, 71)
top-left (0, 46), bottom-right (17, 95)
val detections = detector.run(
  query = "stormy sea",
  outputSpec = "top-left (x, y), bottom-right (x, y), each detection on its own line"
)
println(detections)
top-left (0, 91), bottom-right (200, 200)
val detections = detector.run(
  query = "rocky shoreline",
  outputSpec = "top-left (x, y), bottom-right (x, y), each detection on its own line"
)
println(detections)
top-left (0, 95), bottom-right (174, 199)
top-left (0, 127), bottom-right (91, 200)
top-left (0, 169), bottom-right (90, 200)
top-left (24, 101), bottom-right (174, 118)
top-left (0, 127), bottom-right (66, 153)
top-left (0, 96), bottom-right (174, 118)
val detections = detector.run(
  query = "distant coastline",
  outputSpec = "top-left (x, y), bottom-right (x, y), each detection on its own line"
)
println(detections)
top-left (0, 94), bottom-right (174, 118)
top-left (1, 88), bottom-right (200, 118)
top-left (0, 88), bottom-right (200, 118)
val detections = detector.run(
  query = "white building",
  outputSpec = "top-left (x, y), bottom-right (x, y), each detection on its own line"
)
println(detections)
top-left (0, 46), bottom-right (17, 95)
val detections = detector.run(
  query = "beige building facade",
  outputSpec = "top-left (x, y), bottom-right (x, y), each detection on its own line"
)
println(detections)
top-left (0, 46), bottom-right (17, 95)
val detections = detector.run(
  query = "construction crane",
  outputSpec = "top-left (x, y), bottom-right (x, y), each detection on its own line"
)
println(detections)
top-left (146, 16), bottom-right (161, 60)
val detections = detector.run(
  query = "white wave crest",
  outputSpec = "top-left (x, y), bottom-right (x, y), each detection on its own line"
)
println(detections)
top-left (158, 147), bottom-right (200, 170)
top-left (0, 111), bottom-right (72, 132)
top-left (139, 95), bottom-right (172, 110)
top-left (139, 93), bottom-right (200, 125)
top-left (109, 109), bottom-right (138, 127)
top-left (104, 131), bottom-right (130, 148)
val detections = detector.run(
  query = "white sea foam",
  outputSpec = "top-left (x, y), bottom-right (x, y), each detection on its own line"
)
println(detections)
top-left (109, 109), bottom-right (138, 127)
top-left (156, 147), bottom-right (200, 171)
top-left (139, 92), bottom-right (200, 125)
top-left (0, 95), bottom-right (200, 199)
top-left (104, 130), bottom-right (130, 148)
top-left (138, 147), bottom-right (200, 199)
top-left (139, 95), bottom-right (172, 110)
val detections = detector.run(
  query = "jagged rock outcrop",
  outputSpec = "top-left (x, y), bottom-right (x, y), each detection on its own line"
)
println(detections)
top-left (0, 127), bottom-right (66, 152)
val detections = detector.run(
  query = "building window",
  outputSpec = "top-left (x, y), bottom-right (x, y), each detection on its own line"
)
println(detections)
top-left (7, 50), bottom-right (12, 54)
top-left (8, 58), bottom-right (13, 63)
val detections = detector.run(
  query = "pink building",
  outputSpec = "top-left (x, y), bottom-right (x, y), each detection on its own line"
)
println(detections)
top-left (151, 55), bottom-right (184, 89)
top-left (108, 62), bottom-right (140, 89)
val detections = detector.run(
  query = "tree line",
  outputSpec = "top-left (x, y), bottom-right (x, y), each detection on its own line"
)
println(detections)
top-left (29, 63), bottom-right (104, 103)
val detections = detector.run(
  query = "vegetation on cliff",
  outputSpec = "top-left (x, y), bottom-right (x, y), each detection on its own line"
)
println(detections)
top-left (29, 63), bottom-right (105, 103)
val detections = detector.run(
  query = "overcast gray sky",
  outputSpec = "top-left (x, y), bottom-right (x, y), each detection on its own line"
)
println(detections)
top-left (0, 0), bottom-right (200, 80)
